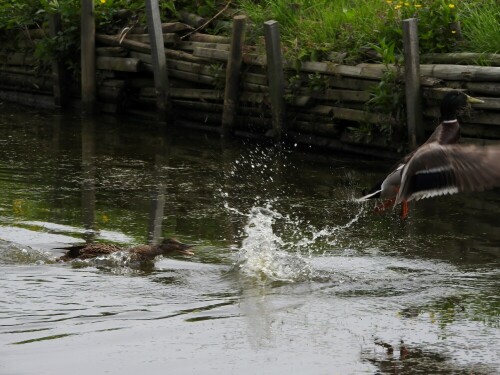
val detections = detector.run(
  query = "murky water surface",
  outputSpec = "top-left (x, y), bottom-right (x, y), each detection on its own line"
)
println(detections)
top-left (0, 103), bottom-right (498, 374)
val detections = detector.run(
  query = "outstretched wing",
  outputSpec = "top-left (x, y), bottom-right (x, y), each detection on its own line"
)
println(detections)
top-left (396, 143), bottom-right (500, 204)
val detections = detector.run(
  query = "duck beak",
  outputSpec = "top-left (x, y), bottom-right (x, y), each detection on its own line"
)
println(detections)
top-left (465, 94), bottom-right (484, 104)
top-left (179, 245), bottom-right (194, 256)
top-left (180, 249), bottom-right (194, 256)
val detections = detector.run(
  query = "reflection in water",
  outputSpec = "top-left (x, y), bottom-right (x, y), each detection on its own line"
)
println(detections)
top-left (81, 119), bottom-right (96, 242)
top-left (0, 104), bottom-right (498, 375)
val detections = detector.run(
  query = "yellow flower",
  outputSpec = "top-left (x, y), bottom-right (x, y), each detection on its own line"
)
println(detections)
top-left (451, 30), bottom-right (457, 34)
top-left (415, 4), bottom-right (422, 8)
top-left (100, 0), bottom-right (106, 3)
top-left (448, 3), bottom-right (455, 8)
top-left (395, 4), bottom-right (402, 9)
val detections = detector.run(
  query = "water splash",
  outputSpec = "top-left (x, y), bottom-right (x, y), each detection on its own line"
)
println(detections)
top-left (0, 242), bottom-right (52, 265)
top-left (236, 205), bottom-right (312, 283)
top-left (69, 251), bottom-right (153, 274)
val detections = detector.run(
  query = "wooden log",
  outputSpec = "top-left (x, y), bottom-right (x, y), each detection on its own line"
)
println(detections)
top-left (193, 47), bottom-right (229, 61)
top-left (0, 52), bottom-right (35, 66)
top-left (465, 82), bottom-right (500, 96)
top-left (96, 47), bottom-right (128, 57)
top-left (421, 52), bottom-right (500, 66)
top-left (264, 20), bottom-right (286, 142)
top-left (0, 89), bottom-right (56, 108)
top-left (102, 79), bottom-right (126, 88)
top-left (177, 41), bottom-right (230, 52)
top-left (167, 68), bottom-right (216, 85)
top-left (125, 33), bottom-right (180, 45)
top-left (300, 61), bottom-right (387, 79)
top-left (419, 64), bottom-right (500, 81)
top-left (96, 56), bottom-right (142, 72)
top-left (127, 77), bottom-right (155, 88)
top-left (179, 11), bottom-right (207, 28)
top-left (301, 88), bottom-right (371, 102)
top-left (326, 75), bottom-right (378, 91)
top-left (239, 92), bottom-right (270, 104)
top-left (165, 48), bottom-right (209, 63)
top-left (161, 22), bottom-right (193, 33)
top-left (324, 106), bottom-right (392, 124)
top-left (81, 0), bottom-right (96, 114)
top-left (0, 71), bottom-right (52, 92)
top-left (165, 59), bottom-right (222, 77)
top-left (129, 51), bottom-right (152, 64)
top-left (189, 33), bottom-right (230, 44)
top-left (403, 18), bottom-right (424, 148)
top-left (241, 81), bottom-right (268, 93)
top-left (97, 86), bottom-right (123, 102)
top-left (222, 15), bottom-right (247, 138)
top-left (174, 119), bottom-right (221, 133)
top-left (0, 65), bottom-right (38, 75)
top-left (145, 0), bottom-right (170, 119)
top-left (96, 33), bottom-right (150, 53)
top-left (178, 110), bottom-right (221, 124)
top-left (172, 99), bottom-right (223, 112)
top-left (242, 72), bottom-right (267, 86)
top-left (140, 87), bottom-right (223, 101)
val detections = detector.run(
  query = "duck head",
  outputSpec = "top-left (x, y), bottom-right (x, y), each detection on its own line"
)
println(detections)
top-left (159, 238), bottom-right (194, 256)
top-left (440, 91), bottom-right (483, 121)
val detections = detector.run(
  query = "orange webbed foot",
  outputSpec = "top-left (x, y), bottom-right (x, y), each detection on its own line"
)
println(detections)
top-left (400, 200), bottom-right (409, 220)
top-left (374, 198), bottom-right (396, 214)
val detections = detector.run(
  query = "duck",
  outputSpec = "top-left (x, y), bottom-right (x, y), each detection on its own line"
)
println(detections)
top-left (358, 90), bottom-right (484, 219)
top-left (394, 142), bottom-right (500, 206)
top-left (56, 238), bottom-right (194, 262)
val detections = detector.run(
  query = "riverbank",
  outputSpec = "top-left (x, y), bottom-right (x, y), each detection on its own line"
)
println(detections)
top-left (1, 2), bottom-right (500, 158)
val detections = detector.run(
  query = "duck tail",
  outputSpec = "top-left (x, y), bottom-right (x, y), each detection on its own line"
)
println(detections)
top-left (356, 189), bottom-right (382, 202)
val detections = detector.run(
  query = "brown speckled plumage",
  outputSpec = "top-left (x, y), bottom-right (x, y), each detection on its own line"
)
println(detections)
top-left (56, 238), bottom-right (193, 262)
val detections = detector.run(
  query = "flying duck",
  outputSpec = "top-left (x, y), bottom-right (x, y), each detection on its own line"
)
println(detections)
top-left (57, 238), bottom-right (194, 262)
top-left (358, 90), bottom-right (485, 218)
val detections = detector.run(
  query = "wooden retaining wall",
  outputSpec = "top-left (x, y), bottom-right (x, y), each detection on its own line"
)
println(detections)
top-left (1, 13), bottom-right (500, 157)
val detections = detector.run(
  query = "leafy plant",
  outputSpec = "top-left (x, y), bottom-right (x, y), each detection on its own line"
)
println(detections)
top-left (381, 0), bottom-right (460, 53)
top-left (364, 39), bottom-right (405, 142)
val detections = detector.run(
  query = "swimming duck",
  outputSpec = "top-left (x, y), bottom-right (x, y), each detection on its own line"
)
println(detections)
top-left (57, 238), bottom-right (194, 262)
top-left (358, 90), bottom-right (484, 218)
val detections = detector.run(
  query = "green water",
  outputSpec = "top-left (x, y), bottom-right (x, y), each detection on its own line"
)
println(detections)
top-left (0, 102), bottom-right (498, 374)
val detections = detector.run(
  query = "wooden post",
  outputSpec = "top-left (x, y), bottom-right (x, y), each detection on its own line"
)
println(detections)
top-left (403, 18), bottom-right (424, 148)
top-left (48, 13), bottom-right (68, 107)
top-left (145, 0), bottom-right (170, 121)
top-left (81, 0), bottom-right (96, 114)
top-left (264, 20), bottom-right (286, 142)
top-left (81, 119), bottom-right (97, 242)
top-left (221, 15), bottom-right (247, 138)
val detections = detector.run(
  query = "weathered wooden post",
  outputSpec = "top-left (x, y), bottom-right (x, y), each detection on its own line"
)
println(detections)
top-left (221, 15), bottom-right (247, 138)
top-left (402, 18), bottom-right (424, 148)
top-left (48, 13), bottom-right (68, 107)
top-left (81, 0), bottom-right (96, 114)
top-left (145, 0), bottom-right (170, 121)
top-left (264, 20), bottom-right (286, 143)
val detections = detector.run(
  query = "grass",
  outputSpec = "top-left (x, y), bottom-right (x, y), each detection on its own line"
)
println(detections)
top-left (239, 0), bottom-right (389, 62)
top-left (236, 0), bottom-right (500, 62)
top-left (0, 0), bottom-right (499, 64)
top-left (460, 0), bottom-right (500, 54)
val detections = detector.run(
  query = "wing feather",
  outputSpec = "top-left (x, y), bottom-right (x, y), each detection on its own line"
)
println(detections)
top-left (396, 143), bottom-right (500, 204)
